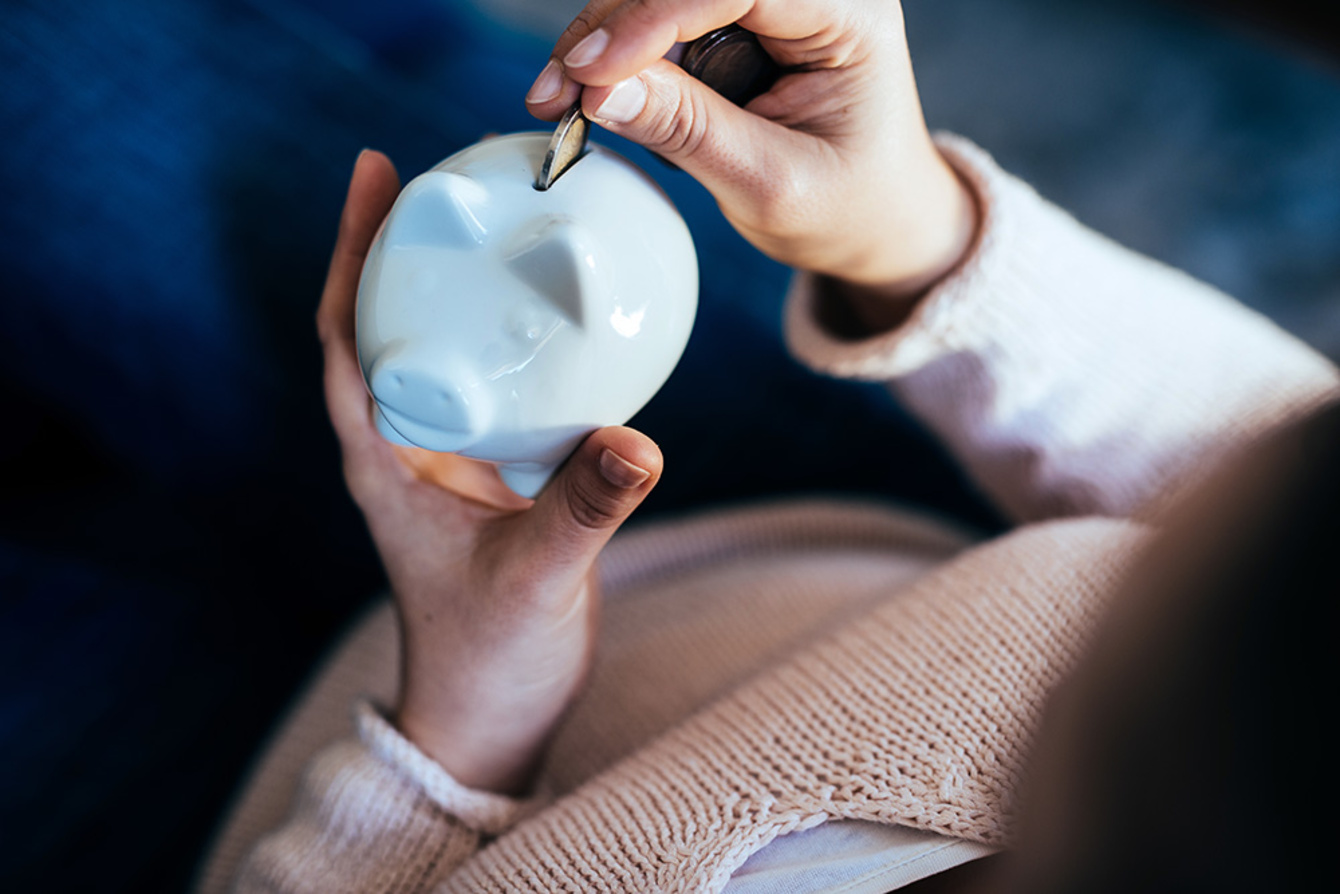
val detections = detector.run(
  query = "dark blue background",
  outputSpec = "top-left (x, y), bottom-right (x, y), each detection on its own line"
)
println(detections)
top-left (2, 1), bottom-right (1337, 890)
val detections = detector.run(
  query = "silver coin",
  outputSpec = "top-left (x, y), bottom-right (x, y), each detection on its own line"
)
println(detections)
top-left (536, 101), bottom-right (589, 191)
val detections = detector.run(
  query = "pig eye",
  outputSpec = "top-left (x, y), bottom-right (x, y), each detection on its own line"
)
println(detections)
top-left (511, 320), bottom-right (545, 341)
top-left (482, 305), bottom-right (565, 381)
top-left (504, 304), bottom-right (559, 343)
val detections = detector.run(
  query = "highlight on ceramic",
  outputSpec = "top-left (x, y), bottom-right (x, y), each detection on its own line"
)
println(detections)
top-left (355, 133), bottom-right (699, 497)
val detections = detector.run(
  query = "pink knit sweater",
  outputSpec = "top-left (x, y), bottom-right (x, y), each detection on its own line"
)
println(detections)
top-left (203, 137), bottom-right (1338, 893)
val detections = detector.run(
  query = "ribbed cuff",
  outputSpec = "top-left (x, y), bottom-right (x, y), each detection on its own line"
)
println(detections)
top-left (357, 701), bottom-right (536, 836)
top-left (783, 133), bottom-right (1029, 381)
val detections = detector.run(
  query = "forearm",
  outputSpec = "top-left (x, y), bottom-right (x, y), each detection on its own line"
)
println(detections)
top-left (788, 135), bottom-right (1340, 522)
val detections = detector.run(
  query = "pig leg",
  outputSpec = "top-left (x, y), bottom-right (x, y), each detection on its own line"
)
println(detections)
top-left (497, 460), bottom-right (560, 499)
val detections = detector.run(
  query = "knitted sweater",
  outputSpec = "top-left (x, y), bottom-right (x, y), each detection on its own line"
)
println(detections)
top-left (211, 136), bottom-right (1338, 893)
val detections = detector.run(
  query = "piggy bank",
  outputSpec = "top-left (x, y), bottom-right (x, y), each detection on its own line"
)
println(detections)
top-left (355, 133), bottom-right (698, 497)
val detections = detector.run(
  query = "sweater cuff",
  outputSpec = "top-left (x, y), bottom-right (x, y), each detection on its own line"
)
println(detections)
top-left (356, 701), bottom-right (533, 836)
top-left (784, 133), bottom-right (1022, 381)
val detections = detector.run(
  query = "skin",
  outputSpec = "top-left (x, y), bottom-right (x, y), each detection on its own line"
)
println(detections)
top-left (320, 6), bottom-right (1328, 891)
top-left (525, 0), bottom-right (980, 331)
top-left (319, 150), bottom-right (663, 793)
top-left (319, 0), bottom-right (979, 796)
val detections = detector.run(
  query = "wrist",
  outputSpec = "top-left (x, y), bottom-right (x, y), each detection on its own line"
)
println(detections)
top-left (396, 654), bottom-right (579, 795)
top-left (826, 149), bottom-right (979, 335)
top-left (396, 695), bottom-right (553, 795)
top-left (392, 582), bottom-right (595, 795)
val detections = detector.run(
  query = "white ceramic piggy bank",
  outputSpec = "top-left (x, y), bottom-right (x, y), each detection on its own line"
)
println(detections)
top-left (355, 133), bottom-right (698, 497)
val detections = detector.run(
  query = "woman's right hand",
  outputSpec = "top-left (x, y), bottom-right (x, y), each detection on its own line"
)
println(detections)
top-left (525, 0), bottom-right (978, 325)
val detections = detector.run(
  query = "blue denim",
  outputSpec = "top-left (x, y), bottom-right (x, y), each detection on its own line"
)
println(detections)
top-left (0, 1), bottom-right (996, 890)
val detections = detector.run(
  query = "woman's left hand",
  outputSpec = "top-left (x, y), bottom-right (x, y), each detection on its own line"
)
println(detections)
top-left (317, 150), bottom-right (663, 794)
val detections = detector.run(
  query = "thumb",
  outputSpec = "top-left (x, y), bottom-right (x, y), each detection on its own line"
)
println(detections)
top-left (581, 59), bottom-right (800, 222)
top-left (522, 426), bottom-right (663, 573)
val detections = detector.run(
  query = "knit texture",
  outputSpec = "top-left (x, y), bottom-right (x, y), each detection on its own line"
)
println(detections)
top-left (236, 738), bottom-right (479, 893)
top-left (443, 518), bottom-right (1145, 893)
top-left (787, 135), bottom-right (1340, 522)
top-left (222, 135), bottom-right (1340, 893)
top-left (542, 499), bottom-right (977, 795)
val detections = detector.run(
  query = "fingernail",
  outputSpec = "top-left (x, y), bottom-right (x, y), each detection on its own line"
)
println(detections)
top-left (350, 148), bottom-right (378, 183)
top-left (599, 448), bottom-right (650, 488)
top-left (526, 60), bottom-right (563, 104)
top-left (593, 77), bottom-right (647, 124)
top-left (564, 28), bottom-right (609, 68)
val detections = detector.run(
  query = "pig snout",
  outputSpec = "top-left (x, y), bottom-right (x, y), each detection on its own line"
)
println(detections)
top-left (367, 348), bottom-right (490, 453)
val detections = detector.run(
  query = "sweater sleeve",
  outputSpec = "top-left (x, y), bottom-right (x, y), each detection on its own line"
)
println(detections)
top-left (785, 134), bottom-right (1340, 522)
top-left (233, 702), bottom-right (531, 894)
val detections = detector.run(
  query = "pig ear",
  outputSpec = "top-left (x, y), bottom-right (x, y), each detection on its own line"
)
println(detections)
top-left (503, 219), bottom-right (609, 328)
top-left (384, 171), bottom-right (489, 248)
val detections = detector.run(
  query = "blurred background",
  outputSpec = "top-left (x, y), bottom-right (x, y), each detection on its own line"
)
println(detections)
top-left (1, 1), bottom-right (1337, 890)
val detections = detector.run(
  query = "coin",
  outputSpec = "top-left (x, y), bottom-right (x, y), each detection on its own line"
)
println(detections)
top-left (536, 101), bottom-right (590, 191)
top-left (681, 24), bottom-right (782, 107)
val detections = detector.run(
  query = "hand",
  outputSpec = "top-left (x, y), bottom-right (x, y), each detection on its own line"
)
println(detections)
top-left (525, 0), bottom-right (979, 329)
top-left (318, 150), bottom-right (664, 794)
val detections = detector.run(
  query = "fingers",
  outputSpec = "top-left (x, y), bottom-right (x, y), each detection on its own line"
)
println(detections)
top-left (522, 426), bottom-right (662, 574)
top-left (580, 58), bottom-right (809, 232)
top-left (317, 149), bottom-right (401, 448)
top-left (525, 0), bottom-right (624, 119)
top-left (524, 0), bottom-right (823, 119)
top-left (559, 0), bottom-right (750, 87)
top-left (527, 0), bottom-right (873, 241)
top-left (555, 0), bottom-right (849, 87)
